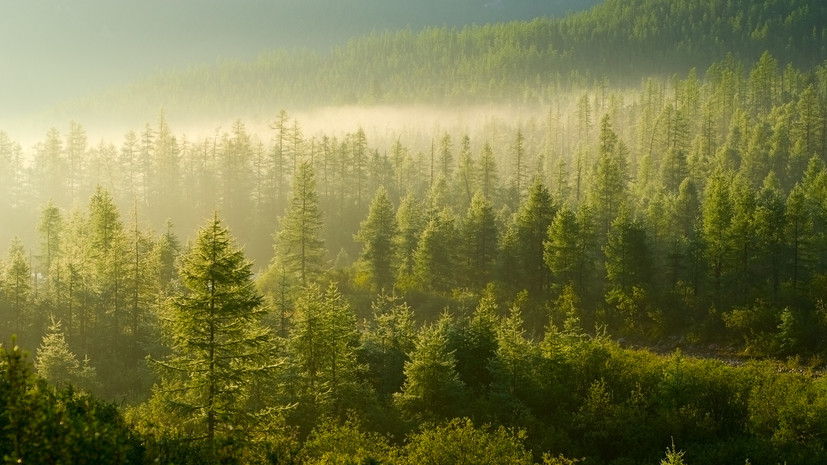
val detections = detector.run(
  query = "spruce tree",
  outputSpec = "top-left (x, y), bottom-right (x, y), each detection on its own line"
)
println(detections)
top-left (35, 317), bottom-right (97, 392)
top-left (355, 186), bottom-right (399, 292)
top-left (275, 160), bottom-right (325, 286)
top-left (152, 213), bottom-right (270, 461)
top-left (394, 313), bottom-right (464, 422)
top-left (460, 192), bottom-right (499, 289)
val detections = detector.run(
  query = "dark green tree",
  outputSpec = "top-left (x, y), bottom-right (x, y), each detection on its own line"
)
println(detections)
top-left (500, 178), bottom-right (556, 295)
top-left (785, 183), bottom-right (813, 292)
top-left (355, 186), bottom-right (399, 292)
top-left (394, 313), bottom-right (464, 422)
top-left (413, 209), bottom-right (458, 293)
top-left (395, 193), bottom-right (424, 288)
top-left (477, 142), bottom-right (499, 203)
top-left (152, 213), bottom-right (270, 461)
top-left (287, 283), bottom-right (366, 424)
top-left (460, 192), bottom-right (500, 289)
top-left (588, 114), bottom-right (628, 239)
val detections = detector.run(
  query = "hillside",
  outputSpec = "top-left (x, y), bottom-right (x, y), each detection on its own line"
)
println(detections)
top-left (0, 0), bottom-right (599, 120)
top-left (48, 0), bottom-right (827, 124)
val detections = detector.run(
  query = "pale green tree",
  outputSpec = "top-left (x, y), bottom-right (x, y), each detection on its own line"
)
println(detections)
top-left (276, 160), bottom-right (325, 286)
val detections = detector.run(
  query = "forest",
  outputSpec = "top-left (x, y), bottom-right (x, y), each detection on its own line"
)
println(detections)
top-left (3, 0), bottom-right (827, 464)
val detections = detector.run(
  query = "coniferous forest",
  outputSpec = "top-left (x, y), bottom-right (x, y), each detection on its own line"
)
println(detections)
top-left (4, 0), bottom-right (827, 463)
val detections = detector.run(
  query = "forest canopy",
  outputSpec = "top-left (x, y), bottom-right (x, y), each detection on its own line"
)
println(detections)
top-left (3, 0), bottom-right (827, 464)
top-left (42, 0), bottom-right (827, 124)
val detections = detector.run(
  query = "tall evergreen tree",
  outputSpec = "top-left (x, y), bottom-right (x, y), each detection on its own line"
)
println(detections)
top-left (355, 186), bottom-right (399, 292)
top-left (2, 238), bottom-right (32, 344)
top-left (152, 213), bottom-right (270, 462)
top-left (478, 142), bottom-right (499, 204)
top-left (588, 114), bottom-right (628, 239)
top-left (275, 160), bottom-right (325, 286)
top-left (287, 283), bottom-right (365, 426)
top-left (395, 194), bottom-right (424, 287)
top-left (394, 313), bottom-right (464, 422)
top-left (785, 183), bottom-right (813, 292)
top-left (460, 192), bottom-right (500, 289)
top-left (413, 209), bottom-right (458, 293)
top-left (37, 201), bottom-right (63, 295)
top-left (500, 178), bottom-right (556, 296)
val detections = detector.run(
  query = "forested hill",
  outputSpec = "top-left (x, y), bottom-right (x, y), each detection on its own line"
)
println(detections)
top-left (0, 0), bottom-right (599, 118)
top-left (54, 0), bottom-right (827, 123)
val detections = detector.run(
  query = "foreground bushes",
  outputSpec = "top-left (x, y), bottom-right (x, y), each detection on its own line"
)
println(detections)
top-left (4, 332), bottom-right (827, 464)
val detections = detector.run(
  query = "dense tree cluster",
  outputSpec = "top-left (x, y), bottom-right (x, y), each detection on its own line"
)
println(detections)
top-left (2, 6), bottom-right (827, 459)
top-left (57, 0), bottom-right (827, 120)
top-left (5, 52), bottom-right (827, 356)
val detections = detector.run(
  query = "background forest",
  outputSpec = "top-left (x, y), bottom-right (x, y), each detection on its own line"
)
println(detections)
top-left (3, 0), bottom-right (827, 464)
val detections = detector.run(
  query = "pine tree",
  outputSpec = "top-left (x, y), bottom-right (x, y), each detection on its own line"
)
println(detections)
top-left (35, 317), bottom-right (97, 392)
top-left (478, 142), bottom-right (499, 203)
top-left (3, 238), bottom-right (32, 344)
top-left (413, 209), bottom-right (458, 292)
top-left (362, 292), bottom-right (416, 396)
top-left (455, 134), bottom-right (476, 208)
top-left (394, 313), bottom-right (464, 422)
top-left (588, 114), bottom-right (628, 239)
top-left (460, 192), bottom-right (499, 289)
top-left (355, 186), bottom-right (399, 292)
top-left (702, 172), bottom-right (734, 307)
top-left (488, 294), bottom-right (541, 424)
top-left (152, 213), bottom-right (270, 461)
top-left (287, 283), bottom-right (364, 422)
top-left (500, 178), bottom-right (556, 295)
top-left (395, 194), bottom-right (424, 287)
top-left (275, 160), bottom-right (325, 286)
top-left (87, 186), bottom-right (130, 360)
top-left (454, 286), bottom-right (499, 393)
top-left (604, 207), bottom-right (651, 292)
top-left (785, 183), bottom-right (813, 292)
top-left (37, 201), bottom-right (63, 295)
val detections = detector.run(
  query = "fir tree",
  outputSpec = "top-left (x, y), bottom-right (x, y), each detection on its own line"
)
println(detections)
top-left (152, 213), bottom-right (270, 461)
top-left (275, 160), bottom-right (325, 286)
top-left (355, 186), bottom-right (399, 292)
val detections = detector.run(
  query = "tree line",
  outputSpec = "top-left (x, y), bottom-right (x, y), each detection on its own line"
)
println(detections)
top-left (3, 50), bottom-right (827, 462)
top-left (56, 0), bottom-right (827, 121)
top-left (4, 210), bottom-right (827, 464)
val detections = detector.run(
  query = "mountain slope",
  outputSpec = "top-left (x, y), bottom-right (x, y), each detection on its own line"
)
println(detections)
top-left (1, 0), bottom-right (599, 118)
top-left (48, 0), bottom-right (827, 123)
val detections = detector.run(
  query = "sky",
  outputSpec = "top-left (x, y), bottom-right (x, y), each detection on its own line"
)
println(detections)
top-left (0, 0), bottom-right (600, 118)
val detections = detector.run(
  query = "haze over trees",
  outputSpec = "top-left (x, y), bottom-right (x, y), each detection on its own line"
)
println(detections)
top-left (3, 0), bottom-right (827, 463)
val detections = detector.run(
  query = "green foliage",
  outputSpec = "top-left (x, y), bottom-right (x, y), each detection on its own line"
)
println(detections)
top-left (460, 192), bottom-right (500, 289)
top-left (401, 418), bottom-right (534, 465)
top-left (362, 292), bottom-right (417, 397)
top-left (413, 209), bottom-right (458, 293)
top-left (660, 441), bottom-right (688, 465)
top-left (151, 213), bottom-right (270, 461)
top-left (0, 341), bottom-right (140, 464)
top-left (7, 4), bottom-right (827, 462)
top-left (394, 314), bottom-right (465, 422)
top-left (35, 317), bottom-right (98, 393)
top-left (297, 416), bottom-right (393, 465)
top-left (277, 160), bottom-right (326, 287)
top-left (63, 0), bottom-right (827, 115)
top-left (355, 186), bottom-right (399, 292)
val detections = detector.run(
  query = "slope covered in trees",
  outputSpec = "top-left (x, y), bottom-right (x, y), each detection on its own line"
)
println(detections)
top-left (4, 47), bottom-right (827, 462)
top-left (52, 0), bottom-right (827, 122)
top-left (5, 0), bottom-right (827, 463)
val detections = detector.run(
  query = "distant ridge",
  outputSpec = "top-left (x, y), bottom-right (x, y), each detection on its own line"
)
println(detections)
top-left (47, 0), bottom-right (827, 123)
